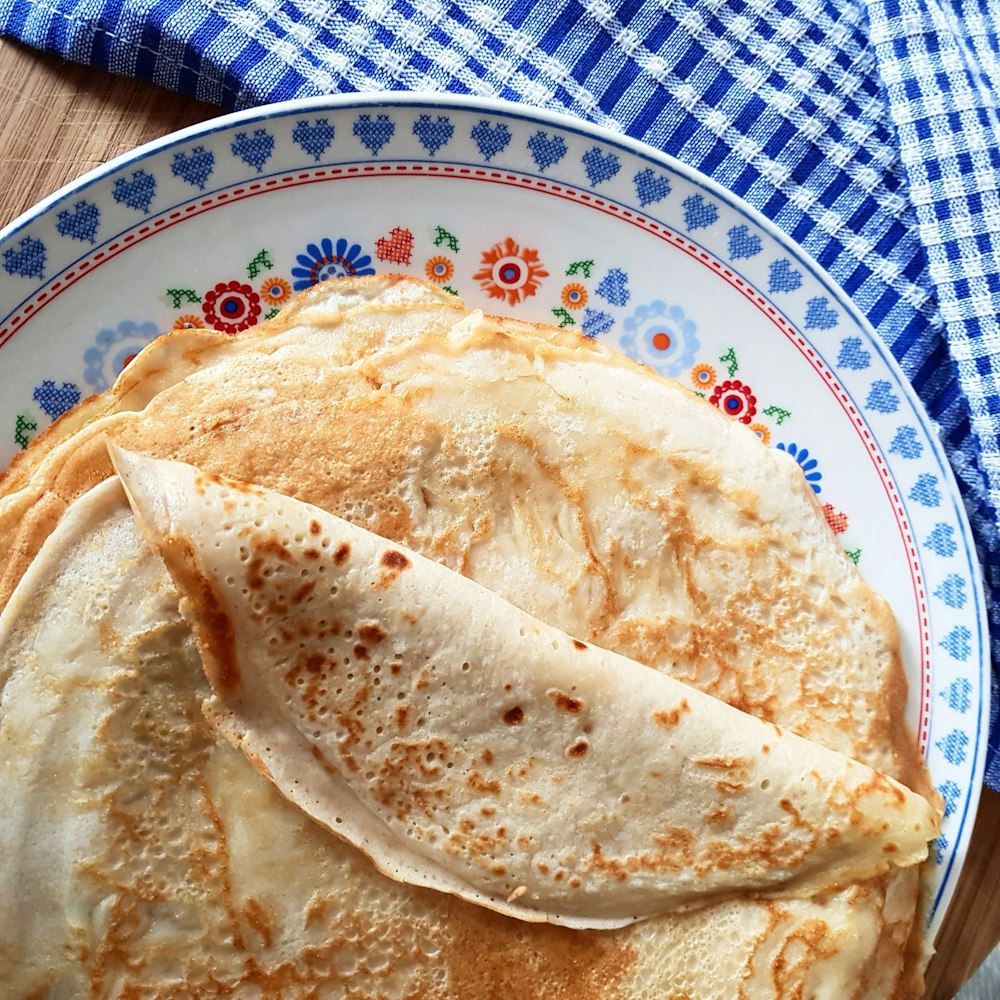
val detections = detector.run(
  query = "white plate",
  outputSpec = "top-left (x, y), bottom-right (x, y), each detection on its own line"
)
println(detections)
top-left (0, 92), bottom-right (987, 939)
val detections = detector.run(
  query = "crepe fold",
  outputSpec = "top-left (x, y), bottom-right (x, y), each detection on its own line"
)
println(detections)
top-left (110, 446), bottom-right (938, 929)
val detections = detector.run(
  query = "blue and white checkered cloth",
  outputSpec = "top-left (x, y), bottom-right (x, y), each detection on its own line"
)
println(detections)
top-left (4, 0), bottom-right (1000, 790)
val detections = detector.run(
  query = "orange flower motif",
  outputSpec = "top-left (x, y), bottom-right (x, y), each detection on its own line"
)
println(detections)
top-left (474, 236), bottom-right (548, 306)
top-left (425, 255), bottom-right (454, 284)
top-left (748, 422), bottom-right (771, 445)
top-left (259, 276), bottom-right (292, 306)
top-left (173, 314), bottom-right (205, 330)
top-left (690, 363), bottom-right (716, 389)
top-left (561, 282), bottom-right (588, 310)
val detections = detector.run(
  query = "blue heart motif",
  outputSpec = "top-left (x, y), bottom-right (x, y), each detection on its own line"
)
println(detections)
top-left (727, 225), bottom-right (762, 259)
top-left (56, 200), bottom-right (100, 243)
top-left (33, 379), bottom-right (81, 420)
top-left (596, 268), bottom-right (630, 307)
top-left (633, 167), bottom-right (670, 205)
top-left (527, 131), bottom-right (567, 171)
top-left (935, 573), bottom-right (968, 609)
top-left (804, 297), bottom-right (839, 330)
top-left (933, 835), bottom-right (949, 864)
top-left (292, 119), bottom-right (335, 161)
top-left (413, 114), bottom-right (454, 156)
top-left (909, 472), bottom-right (941, 507)
top-left (937, 780), bottom-right (961, 817)
top-left (768, 259), bottom-right (802, 293)
top-left (936, 728), bottom-right (969, 765)
top-left (941, 678), bottom-right (972, 714)
top-left (113, 170), bottom-right (156, 212)
top-left (582, 147), bottom-right (620, 186)
top-left (835, 337), bottom-right (871, 370)
top-left (171, 146), bottom-right (215, 189)
top-left (889, 425), bottom-right (923, 459)
top-left (232, 129), bottom-right (275, 172)
top-left (865, 379), bottom-right (900, 413)
top-left (925, 522), bottom-right (957, 557)
top-left (2, 236), bottom-right (46, 278)
top-left (582, 308), bottom-right (614, 338)
top-left (682, 194), bottom-right (719, 231)
top-left (471, 120), bottom-right (511, 161)
top-left (940, 625), bottom-right (972, 661)
top-left (353, 114), bottom-right (395, 156)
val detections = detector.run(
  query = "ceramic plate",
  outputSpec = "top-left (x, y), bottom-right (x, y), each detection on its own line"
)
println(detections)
top-left (0, 93), bottom-right (987, 938)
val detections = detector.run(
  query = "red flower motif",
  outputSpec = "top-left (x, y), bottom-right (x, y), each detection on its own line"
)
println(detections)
top-left (202, 280), bottom-right (262, 334)
top-left (709, 379), bottom-right (757, 424)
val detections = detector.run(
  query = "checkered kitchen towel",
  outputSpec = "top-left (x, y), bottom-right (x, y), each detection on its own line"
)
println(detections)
top-left (4, 0), bottom-right (1000, 789)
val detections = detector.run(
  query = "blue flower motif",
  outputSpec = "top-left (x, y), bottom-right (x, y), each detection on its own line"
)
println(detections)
top-left (619, 300), bottom-right (699, 378)
top-left (776, 442), bottom-right (823, 494)
top-left (82, 319), bottom-right (161, 391)
top-left (291, 237), bottom-right (375, 291)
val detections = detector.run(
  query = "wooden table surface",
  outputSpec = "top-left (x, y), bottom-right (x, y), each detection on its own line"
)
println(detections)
top-left (0, 36), bottom-right (997, 1000)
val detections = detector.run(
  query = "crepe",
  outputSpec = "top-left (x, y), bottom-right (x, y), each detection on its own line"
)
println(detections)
top-left (0, 274), bottom-right (939, 996)
top-left (110, 446), bottom-right (937, 929)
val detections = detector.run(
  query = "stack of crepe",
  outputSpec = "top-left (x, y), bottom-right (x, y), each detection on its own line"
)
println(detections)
top-left (0, 275), bottom-right (940, 998)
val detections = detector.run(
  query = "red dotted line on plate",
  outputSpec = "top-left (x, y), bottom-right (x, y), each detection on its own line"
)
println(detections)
top-left (0, 162), bottom-right (932, 736)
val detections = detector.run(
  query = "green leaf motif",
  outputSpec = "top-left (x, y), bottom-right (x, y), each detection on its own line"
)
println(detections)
top-left (434, 227), bottom-right (460, 252)
top-left (166, 288), bottom-right (200, 308)
top-left (762, 405), bottom-right (792, 425)
top-left (247, 249), bottom-right (274, 279)
top-left (551, 307), bottom-right (575, 328)
top-left (15, 413), bottom-right (37, 450)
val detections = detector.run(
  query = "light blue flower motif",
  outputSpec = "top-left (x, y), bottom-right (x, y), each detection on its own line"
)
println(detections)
top-left (776, 441), bottom-right (823, 494)
top-left (619, 300), bottom-right (699, 377)
top-left (291, 237), bottom-right (375, 291)
top-left (82, 319), bottom-right (161, 391)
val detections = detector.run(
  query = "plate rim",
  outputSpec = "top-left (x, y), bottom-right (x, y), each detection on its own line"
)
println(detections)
top-left (0, 89), bottom-right (988, 941)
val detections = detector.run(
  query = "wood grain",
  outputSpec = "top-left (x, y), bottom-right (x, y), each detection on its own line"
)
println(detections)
top-left (0, 40), bottom-right (215, 227)
top-left (925, 786), bottom-right (1000, 998)
top-left (0, 35), bottom-right (996, 1000)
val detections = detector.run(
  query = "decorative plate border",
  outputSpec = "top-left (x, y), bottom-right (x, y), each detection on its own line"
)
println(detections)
top-left (0, 93), bottom-right (987, 936)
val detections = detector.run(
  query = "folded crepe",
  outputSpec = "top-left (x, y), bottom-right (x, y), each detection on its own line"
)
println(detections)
top-left (0, 275), bottom-right (940, 996)
top-left (110, 445), bottom-right (937, 928)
